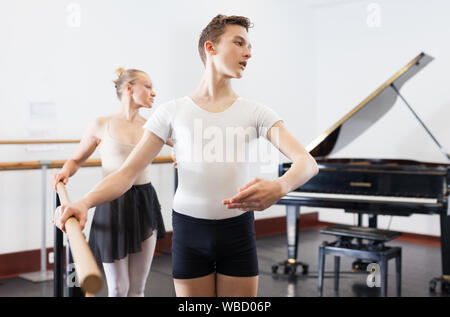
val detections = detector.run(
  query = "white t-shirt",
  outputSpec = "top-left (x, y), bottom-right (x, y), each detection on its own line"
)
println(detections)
top-left (143, 96), bottom-right (282, 220)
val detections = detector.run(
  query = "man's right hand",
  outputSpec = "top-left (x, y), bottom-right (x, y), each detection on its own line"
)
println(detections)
top-left (53, 200), bottom-right (89, 233)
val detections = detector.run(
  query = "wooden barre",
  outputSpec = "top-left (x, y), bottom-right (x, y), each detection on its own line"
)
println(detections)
top-left (0, 156), bottom-right (174, 171)
top-left (0, 139), bottom-right (80, 145)
top-left (56, 182), bottom-right (102, 296)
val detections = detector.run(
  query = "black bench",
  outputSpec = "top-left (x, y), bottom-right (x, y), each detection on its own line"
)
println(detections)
top-left (318, 224), bottom-right (402, 297)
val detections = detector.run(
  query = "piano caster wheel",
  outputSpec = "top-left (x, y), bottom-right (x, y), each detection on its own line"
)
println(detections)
top-left (285, 264), bottom-right (309, 276)
top-left (302, 265), bottom-right (309, 275)
top-left (429, 280), bottom-right (437, 293)
top-left (284, 266), bottom-right (295, 275)
top-left (272, 265), bottom-right (279, 274)
top-left (428, 277), bottom-right (450, 293)
top-left (442, 280), bottom-right (450, 293)
top-left (272, 261), bottom-right (309, 277)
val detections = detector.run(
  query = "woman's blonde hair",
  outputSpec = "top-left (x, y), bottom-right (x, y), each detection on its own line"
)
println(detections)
top-left (113, 67), bottom-right (147, 100)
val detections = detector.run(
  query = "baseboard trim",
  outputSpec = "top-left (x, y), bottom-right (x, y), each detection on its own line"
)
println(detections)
top-left (0, 248), bottom-right (56, 279)
top-left (0, 211), bottom-right (441, 278)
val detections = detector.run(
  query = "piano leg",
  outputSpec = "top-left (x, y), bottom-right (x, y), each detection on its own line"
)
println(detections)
top-left (430, 213), bottom-right (450, 293)
top-left (440, 213), bottom-right (450, 276)
top-left (438, 213), bottom-right (450, 293)
top-left (272, 205), bottom-right (309, 277)
top-left (287, 205), bottom-right (300, 266)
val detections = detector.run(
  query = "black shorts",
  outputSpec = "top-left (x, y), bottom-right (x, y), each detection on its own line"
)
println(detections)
top-left (171, 210), bottom-right (259, 279)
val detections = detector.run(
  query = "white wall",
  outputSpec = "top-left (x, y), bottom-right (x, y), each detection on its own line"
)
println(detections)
top-left (1, 0), bottom-right (448, 255)
top-left (0, 0), bottom-right (317, 253)
top-left (311, 0), bottom-right (450, 235)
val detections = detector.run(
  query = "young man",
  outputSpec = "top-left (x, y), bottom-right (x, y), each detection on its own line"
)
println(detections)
top-left (54, 15), bottom-right (318, 297)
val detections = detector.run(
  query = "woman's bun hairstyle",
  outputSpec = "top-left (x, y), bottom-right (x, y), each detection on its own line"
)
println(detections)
top-left (112, 68), bottom-right (147, 100)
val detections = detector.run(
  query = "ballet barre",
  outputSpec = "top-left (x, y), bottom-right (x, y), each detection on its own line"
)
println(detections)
top-left (0, 156), bottom-right (173, 171)
top-left (0, 151), bottom-right (174, 296)
top-left (53, 157), bottom-right (173, 297)
top-left (0, 139), bottom-right (80, 145)
top-left (54, 182), bottom-right (102, 297)
top-left (0, 157), bottom-right (172, 285)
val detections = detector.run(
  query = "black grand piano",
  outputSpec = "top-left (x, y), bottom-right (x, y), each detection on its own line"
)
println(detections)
top-left (276, 52), bottom-right (450, 292)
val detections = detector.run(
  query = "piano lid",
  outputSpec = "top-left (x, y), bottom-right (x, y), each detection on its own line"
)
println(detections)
top-left (307, 52), bottom-right (434, 158)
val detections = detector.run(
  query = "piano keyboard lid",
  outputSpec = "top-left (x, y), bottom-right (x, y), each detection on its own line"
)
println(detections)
top-left (306, 52), bottom-right (435, 158)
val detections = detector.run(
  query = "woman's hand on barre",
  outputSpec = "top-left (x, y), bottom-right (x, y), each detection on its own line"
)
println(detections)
top-left (171, 149), bottom-right (178, 168)
top-left (53, 200), bottom-right (89, 233)
top-left (52, 171), bottom-right (69, 191)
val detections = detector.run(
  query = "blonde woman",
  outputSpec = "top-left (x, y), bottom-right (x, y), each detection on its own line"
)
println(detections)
top-left (52, 68), bottom-right (166, 296)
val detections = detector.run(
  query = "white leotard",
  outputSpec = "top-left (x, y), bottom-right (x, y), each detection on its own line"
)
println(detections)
top-left (143, 96), bottom-right (281, 219)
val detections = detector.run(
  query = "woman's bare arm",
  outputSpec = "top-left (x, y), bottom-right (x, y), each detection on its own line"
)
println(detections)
top-left (52, 118), bottom-right (103, 190)
top-left (54, 130), bottom-right (165, 231)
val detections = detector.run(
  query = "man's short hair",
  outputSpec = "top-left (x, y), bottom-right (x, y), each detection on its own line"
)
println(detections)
top-left (198, 14), bottom-right (253, 65)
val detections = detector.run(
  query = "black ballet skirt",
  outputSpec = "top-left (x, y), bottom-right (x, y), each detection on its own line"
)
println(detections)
top-left (88, 182), bottom-right (166, 263)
